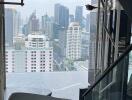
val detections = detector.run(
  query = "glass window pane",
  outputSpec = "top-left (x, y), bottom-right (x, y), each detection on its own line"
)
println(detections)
top-left (5, 0), bottom-right (90, 100)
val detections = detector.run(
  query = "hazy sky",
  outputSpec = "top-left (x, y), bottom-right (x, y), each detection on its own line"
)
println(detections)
top-left (6, 0), bottom-right (90, 20)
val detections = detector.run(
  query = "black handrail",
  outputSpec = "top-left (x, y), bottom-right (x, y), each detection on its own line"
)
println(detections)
top-left (0, 1), bottom-right (24, 6)
top-left (83, 44), bottom-right (132, 97)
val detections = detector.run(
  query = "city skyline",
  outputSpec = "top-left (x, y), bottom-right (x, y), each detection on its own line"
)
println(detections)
top-left (5, 0), bottom-right (90, 73)
top-left (5, 0), bottom-right (90, 21)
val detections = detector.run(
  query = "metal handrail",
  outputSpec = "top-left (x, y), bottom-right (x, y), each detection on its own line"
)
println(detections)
top-left (0, 0), bottom-right (24, 6)
top-left (83, 44), bottom-right (132, 97)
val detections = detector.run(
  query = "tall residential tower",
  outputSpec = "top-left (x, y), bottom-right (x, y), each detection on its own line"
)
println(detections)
top-left (5, 8), bottom-right (19, 47)
top-left (75, 6), bottom-right (83, 27)
top-left (66, 22), bottom-right (81, 60)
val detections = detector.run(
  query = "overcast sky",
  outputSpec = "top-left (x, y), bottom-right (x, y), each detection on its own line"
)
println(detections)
top-left (5, 0), bottom-right (90, 20)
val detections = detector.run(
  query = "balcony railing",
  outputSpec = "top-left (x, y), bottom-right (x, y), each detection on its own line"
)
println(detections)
top-left (82, 44), bottom-right (132, 100)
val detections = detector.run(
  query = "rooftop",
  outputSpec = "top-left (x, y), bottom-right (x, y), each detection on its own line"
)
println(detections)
top-left (6, 71), bottom-right (89, 100)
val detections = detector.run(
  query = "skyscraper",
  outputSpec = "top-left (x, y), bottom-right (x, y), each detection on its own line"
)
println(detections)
top-left (81, 31), bottom-right (90, 59)
top-left (42, 14), bottom-right (49, 33)
top-left (66, 22), bottom-right (81, 60)
top-left (86, 14), bottom-right (90, 32)
top-left (75, 6), bottom-right (83, 27)
top-left (27, 11), bottom-right (39, 34)
top-left (69, 14), bottom-right (74, 23)
top-left (54, 3), bottom-right (69, 28)
top-left (41, 14), bottom-right (54, 39)
top-left (22, 24), bottom-right (28, 36)
top-left (5, 8), bottom-right (19, 47)
top-left (88, 0), bottom-right (98, 85)
top-left (58, 27), bottom-right (66, 60)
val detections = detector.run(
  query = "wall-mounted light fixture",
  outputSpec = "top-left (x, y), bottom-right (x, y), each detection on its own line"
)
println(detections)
top-left (0, 0), bottom-right (24, 6)
top-left (85, 4), bottom-right (98, 11)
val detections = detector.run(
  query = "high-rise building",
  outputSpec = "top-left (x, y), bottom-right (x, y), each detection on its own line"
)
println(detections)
top-left (66, 22), bottom-right (81, 60)
top-left (69, 14), bottom-right (74, 23)
top-left (15, 12), bottom-right (21, 35)
top-left (22, 24), bottom-right (28, 36)
top-left (58, 27), bottom-right (66, 60)
top-left (53, 23), bottom-right (63, 39)
top-left (13, 33), bottom-right (25, 50)
top-left (42, 14), bottom-right (50, 34)
top-left (6, 32), bottom-right (53, 73)
top-left (81, 30), bottom-right (89, 60)
top-left (54, 3), bottom-right (69, 28)
top-left (5, 8), bottom-right (19, 47)
top-left (75, 6), bottom-right (83, 27)
top-left (88, 0), bottom-right (97, 85)
top-left (27, 11), bottom-right (39, 34)
top-left (86, 14), bottom-right (90, 32)
top-left (41, 14), bottom-right (54, 39)
top-left (25, 32), bottom-right (50, 48)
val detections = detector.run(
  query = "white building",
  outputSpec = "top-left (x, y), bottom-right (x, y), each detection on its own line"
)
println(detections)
top-left (6, 32), bottom-right (53, 73)
top-left (66, 22), bottom-right (81, 60)
top-left (25, 32), bottom-right (49, 48)
top-left (13, 33), bottom-right (25, 50)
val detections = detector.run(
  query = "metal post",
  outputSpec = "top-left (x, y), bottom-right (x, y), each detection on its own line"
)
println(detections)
top-left (0, 0), bottom-right (5, 99)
